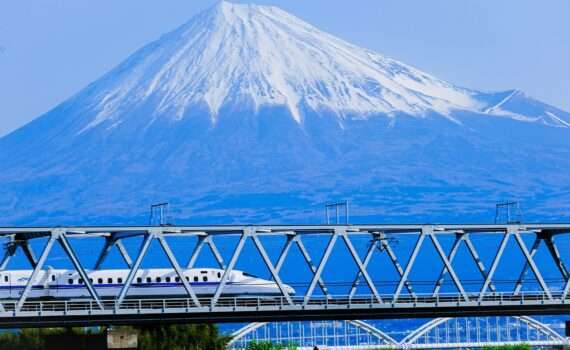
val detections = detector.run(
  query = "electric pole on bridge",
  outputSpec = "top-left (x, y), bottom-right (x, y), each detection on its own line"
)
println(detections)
top-left (149, 202), bottom-right (173, 226)
top-left (494, 201), bottom-right (524, 224)
top-left (325, 200), bottom-right (350, 224)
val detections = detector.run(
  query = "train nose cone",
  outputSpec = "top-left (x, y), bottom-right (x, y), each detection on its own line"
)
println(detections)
top-left (286, 285), bottom-right (296, 295)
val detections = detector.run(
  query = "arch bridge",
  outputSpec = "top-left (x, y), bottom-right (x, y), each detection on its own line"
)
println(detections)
top-left (228, 316), bottom-right (569, 349)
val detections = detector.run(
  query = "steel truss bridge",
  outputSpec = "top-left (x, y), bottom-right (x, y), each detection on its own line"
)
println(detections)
top-left (1, 223), bottom-right (570, 328)
top-left (228, 316), bottom-right (569, 349)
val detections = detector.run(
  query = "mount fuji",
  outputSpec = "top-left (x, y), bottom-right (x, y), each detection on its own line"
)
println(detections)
top-left (1, 1), bottom-right (569, 225)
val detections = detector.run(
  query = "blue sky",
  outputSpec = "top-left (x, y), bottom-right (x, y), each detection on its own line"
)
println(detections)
top-left (0, 0), bottom-right (569, 137)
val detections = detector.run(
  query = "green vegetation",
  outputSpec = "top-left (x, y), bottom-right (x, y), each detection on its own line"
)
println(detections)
top-left (483, 345), bottom-right (532, 350)
top-left (0, 328), bottom-right (101, 350)
top-left (0, 324), bottom-right (228, 350)
top-left (137, 324), bottom-right (228, 350)
top-left (245, 341), bottom-right (298, 350)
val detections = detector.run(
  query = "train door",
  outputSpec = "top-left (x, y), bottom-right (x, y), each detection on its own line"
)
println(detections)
top-left (1, 274), bottom-right (9, 299)
top-left (46, 273), bottom-right (54, 298)
top-left (3, 273), bottom-right (14, 299)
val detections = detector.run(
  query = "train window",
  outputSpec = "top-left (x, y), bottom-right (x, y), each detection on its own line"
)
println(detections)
top-left (165, 277), bottom-right (171, 282)
top-left (136, 277), bottom-right (142, 283)
top-left (186, 276), bottom-right (190, 282)
top-left (108, 278), bottom-right (113, 284)
top-left (79, 278), bottom-right (84, 284)
top-left (156, 277), bottom-right (161, 283)
top-left (51, 275), bottom-right (55, 282)
top-left (203, 276), bottom-right (208, 282)
top-left (68, 279), bottom-right (73, 285)
top-left (98, 278), bottom-right (103, 284)
top-left (175, 277), bottom-right (180, 282)
top-left (146, 277), bottom-right (151, 283)
top-left (217, 272), bottom-right (221, 278)
top-left (4, 276), bottom-right (8, 282)
top-left (193, 276), bottom-right (198, 282)
top-left (243, 272), bottom-right (258, 278)
top-left (89, 278), bottom-right (93, 283)
top-left (118, 278), bottom-right (123, 283)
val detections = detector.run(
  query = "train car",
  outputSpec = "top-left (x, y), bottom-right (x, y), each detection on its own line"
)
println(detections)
top-left (0, 268), bottom-right (295, 299)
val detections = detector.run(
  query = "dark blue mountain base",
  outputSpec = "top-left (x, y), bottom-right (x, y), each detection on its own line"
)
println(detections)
top-left (0, 103), bottom-right (569, 226)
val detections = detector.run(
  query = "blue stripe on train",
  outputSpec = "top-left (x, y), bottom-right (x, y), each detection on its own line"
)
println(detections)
top-left (0, 282), bottom-right (236, 290)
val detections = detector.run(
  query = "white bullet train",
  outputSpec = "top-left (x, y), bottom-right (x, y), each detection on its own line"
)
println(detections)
top-left (0, 268), bottom-right (295, 299)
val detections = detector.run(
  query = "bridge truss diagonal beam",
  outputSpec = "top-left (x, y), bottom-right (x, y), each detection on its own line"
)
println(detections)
top-left (1, 237), bottom-right (39, 270)
top-left (20, 241), bottom-right (38, 268)
top-left (16, 230), bottom-right (106, 311)
top-left (294, 235), bottom-right (330, 298)
top-left (478, 230), bottom-right (510, 302)
top-left (349, 238), bottom-right (377, 299)
top-left (512, 236), bottom-right (541, 295)
top-left (382, 235), bottom-right (415, 295)
top-left (211, 231), bottom-right (248, 306)
top-left (431, 233), bottom-right (498, 296)
top-left (272, 232), bottom-right (331, 299)
top-left (339, 230), bottom-right (382, 303)
top-left (115, 232), bottom-right (153, 308)
top-left (513, 233), bottom-right (570, 297)
top-left (512, 232), bottom-right (551, 299)
top-left (428, 232), bottom-right (468, 301)
top-left (544, 236), bottom-right (569, 280)
top-left (393, 231), bottom-right (426, 302)
top-left (94, 238), bottom-right (114, 270)
top-left (58, 232), bottom-right (104, 310)
top-left (251, 235), bottom-right (293, 305)
top-left (94, 236), bottom-right (134, 270)
top-left (433, 234), bottom-right (463, 296)
top-left (349, 232), bottom-right (414, 299)
top-left (186, 235), bottom-right (225, 270)
top-left (462, 235), bottom-right (496, 293)
top-left (303, 232), bottom-right (338, 305)
top-left (115, 240), bottom-right (134, 268)
top-left (15, 234), bottom-right (56, 311)
top-left (156, 233), bottom-right (201, 307)
top-left (0, 236), bottom-right (15, 271)
top-left (274, 235), bottom-right (294, 273)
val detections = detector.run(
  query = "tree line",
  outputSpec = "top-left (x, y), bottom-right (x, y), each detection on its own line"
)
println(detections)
top-left (0, 324), bottom-right (228, 350)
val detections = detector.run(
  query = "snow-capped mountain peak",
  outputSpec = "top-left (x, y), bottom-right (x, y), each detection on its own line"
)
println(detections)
top-left (77, 1), bottom-right (497, 134)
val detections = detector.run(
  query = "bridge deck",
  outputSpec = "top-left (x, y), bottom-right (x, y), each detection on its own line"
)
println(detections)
top-left (2, 292), bottom-right (570, 328)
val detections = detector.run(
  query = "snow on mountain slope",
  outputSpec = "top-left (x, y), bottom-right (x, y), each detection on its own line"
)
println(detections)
top-left (0, 1), bottom-right (569, 226)
top-left (75, 1), bottom-right (512, 135)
